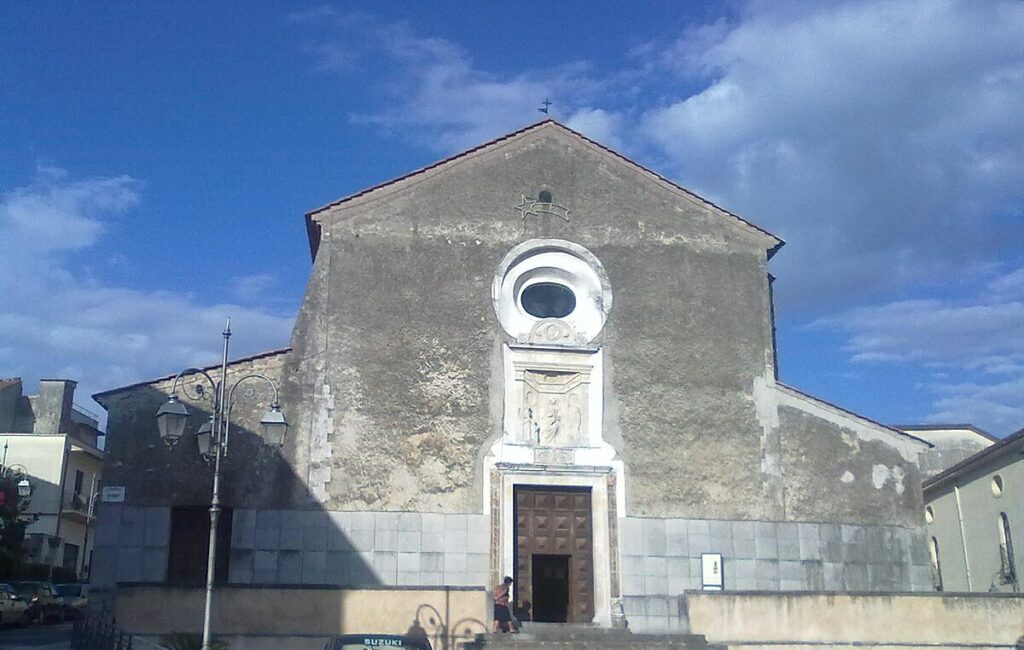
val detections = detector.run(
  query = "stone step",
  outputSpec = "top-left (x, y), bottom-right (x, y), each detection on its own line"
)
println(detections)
top-left (462, 623), bottom-right (724, 650)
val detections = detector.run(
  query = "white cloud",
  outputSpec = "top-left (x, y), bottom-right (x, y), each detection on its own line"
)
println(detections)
top-left (565, 108), bottom-right (625, 151)
top-left (819, 265), bottom-right (1024, 434)
top-left (930, 376), bottom-right (1024, 435)
top-left (0, 169), bottom-right (294, 418)
top-left (229, 273), bottom-right (280, 303)
top-left (293, 11), bottom-right (606, 152)
top-left (1, 166), bottom-right (137, 253)
top-left (296, 4), bottom-right (1024, 309)
top-left (639, 0), bottom-right (1024, 306)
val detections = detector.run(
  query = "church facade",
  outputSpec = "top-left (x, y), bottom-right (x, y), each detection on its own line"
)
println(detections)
top-left (92, 122), bottom-right (932, 633)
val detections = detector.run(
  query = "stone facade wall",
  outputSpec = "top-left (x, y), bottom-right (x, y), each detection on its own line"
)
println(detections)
top-left (777, 402), bottom-right (925, 528)
top-left (91, 505), bottom-right (491, 593)
top-left (286, 125), bottom-right (783, 518)
top-left (91, 504), bottom-right (170, 589)
top-left (115, 583), bottom-right (489, 641)
top-left (683, 591), bottom-right (1024, 647)
top-left (96, 350), bottom-right (297, 509)
top-left (619, 515), bottom-right (932, 632)
top-left (620, 515), bottom-right (932, 592)
top-left (228, 509), bottom-right (490, 588)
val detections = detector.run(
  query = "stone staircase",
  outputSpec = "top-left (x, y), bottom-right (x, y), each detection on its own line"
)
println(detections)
top-left (465, 622), bottom-right (725, 649)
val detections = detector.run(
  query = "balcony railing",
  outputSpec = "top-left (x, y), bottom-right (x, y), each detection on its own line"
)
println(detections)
top-left (63, 493), bottom-right (92, 516)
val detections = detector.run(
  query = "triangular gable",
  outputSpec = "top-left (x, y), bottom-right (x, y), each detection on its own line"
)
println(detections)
top-left (304, 120), bottom-right (784, 260)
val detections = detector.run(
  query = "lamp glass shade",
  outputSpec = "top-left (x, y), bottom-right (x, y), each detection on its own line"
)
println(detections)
top-left (260, 406), bottom-right (289, 447)
top-left (155, 397), bottom-right (189, 444)
top-left (196, 419), bottom-right (213, 457)
top-left (16, 478), bottom-right (30, 497)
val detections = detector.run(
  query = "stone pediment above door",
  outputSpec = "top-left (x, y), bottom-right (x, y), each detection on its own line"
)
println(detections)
top-left (499, 344), bottom-right (611, 454)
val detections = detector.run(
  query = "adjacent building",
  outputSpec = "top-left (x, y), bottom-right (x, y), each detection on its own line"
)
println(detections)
top-left (0, 378), bottom-right (105, 579)
top-left (897, 424), bottom-right (997, 480)
top-left (922, 426), bottom-right (1023, 593)
top-left (92, 121), bottom-right (935, 638)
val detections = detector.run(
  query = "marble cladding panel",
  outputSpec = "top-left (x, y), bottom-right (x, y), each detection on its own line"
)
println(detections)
top-left (227, 509), bottom-right (489, 587)
top-left (92, 505), bottom-right (172, 588)
top-left (622, 595), bottom-right (684, 634)
top-left (620, 516), bottom-right (931, 597)
top-left (97, 506), bottom-right (489, 589)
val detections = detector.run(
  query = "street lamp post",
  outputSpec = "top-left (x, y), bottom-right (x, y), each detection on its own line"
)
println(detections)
top-left (154, 319), bottom-right (288, 650)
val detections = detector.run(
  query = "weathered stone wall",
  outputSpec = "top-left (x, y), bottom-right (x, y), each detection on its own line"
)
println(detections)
top-left (777, 405), bottom-right (924, 528)
top-left (91, 504), bottom-right (490, 590)
top-left (286, 126), bottom-right (779, 517)
top-left (681, 591), bottom-right (1024, 647)
top-left (115, 583), bottom-right (488, 642)
top-left (619, 514), bottom-right (931, 632)
top-left (97, 350), bottom-right (295, 510)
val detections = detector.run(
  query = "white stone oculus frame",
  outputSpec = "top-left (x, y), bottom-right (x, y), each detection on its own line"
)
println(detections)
top-left (485, 239), bottom-right (625, 625)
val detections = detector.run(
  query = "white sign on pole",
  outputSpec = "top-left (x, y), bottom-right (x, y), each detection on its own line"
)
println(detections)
top-left (101, 486), bottom-right (126, 503)
top-left (701, 553), bottom-right (723, 590)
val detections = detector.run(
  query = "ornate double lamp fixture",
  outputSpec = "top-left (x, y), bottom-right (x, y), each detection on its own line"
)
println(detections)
top-left (153, 319), bottom-right (288, 650)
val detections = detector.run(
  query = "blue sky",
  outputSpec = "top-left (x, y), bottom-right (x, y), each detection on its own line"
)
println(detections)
top-left (1, 1), bottom-right (1022, 434)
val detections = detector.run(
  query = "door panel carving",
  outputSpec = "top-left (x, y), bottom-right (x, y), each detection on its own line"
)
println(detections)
top-left (514, 486), bottom-right (594, 623)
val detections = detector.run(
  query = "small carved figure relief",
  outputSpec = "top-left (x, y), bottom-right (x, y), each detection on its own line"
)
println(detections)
top-left (511, 368), bottom-right (589, 448)
top-left (542, 398), bottom-right (561, 445)
top-left (567, 393), bottom-right (583, 440)
top-left (520, 390), bottom-right (540, 443)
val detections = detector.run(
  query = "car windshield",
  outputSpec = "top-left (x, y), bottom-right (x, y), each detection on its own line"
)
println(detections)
top-left (55, 584), bottom-right (82, 597)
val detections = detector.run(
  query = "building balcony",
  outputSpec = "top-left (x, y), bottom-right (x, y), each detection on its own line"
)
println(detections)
top-left (60, 493), bottom-right (93, 524)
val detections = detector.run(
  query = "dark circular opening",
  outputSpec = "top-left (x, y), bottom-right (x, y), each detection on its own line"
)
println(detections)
top-left (538, 190), bottom-right (553, 203)
top-left (521, 283), bottom-right (576, 318)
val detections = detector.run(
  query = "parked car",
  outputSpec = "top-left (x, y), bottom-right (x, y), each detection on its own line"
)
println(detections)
top-left (54, 583), bottom-right (88, 618)
top-left (0, 583), bottom-right (30, 627)
top-left (324, 635), bottom-right (432, 650)
top-left (11, 581), bottom-right (65, 623)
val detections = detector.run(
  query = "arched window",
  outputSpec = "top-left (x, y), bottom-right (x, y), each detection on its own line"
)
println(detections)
top-left (998, 512), bottom-right (1016, 586)
top-left (929, 536), bottom-right (943, 592)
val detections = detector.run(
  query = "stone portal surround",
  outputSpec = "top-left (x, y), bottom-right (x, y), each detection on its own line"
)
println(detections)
top-left (91, 505), bottom-right (491, 589)
top-left (620, 516), bottom-right (933, 633)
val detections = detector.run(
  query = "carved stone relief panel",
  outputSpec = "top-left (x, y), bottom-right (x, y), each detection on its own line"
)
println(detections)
top-left (522, 370), bottom-right (587, 447)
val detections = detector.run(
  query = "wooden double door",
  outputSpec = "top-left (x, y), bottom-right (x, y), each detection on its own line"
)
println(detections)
top-left (514, 486), bottom-right (594, 623)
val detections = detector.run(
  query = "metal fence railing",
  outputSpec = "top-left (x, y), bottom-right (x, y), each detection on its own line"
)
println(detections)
top-left (71, 614), bottom-right (138, 650)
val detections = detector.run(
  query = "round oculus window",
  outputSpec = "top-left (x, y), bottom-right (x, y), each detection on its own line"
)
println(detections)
top-left (520, 282), bottom-right (576, 318)
top-left (492, 239), bottom-right (612, 343)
